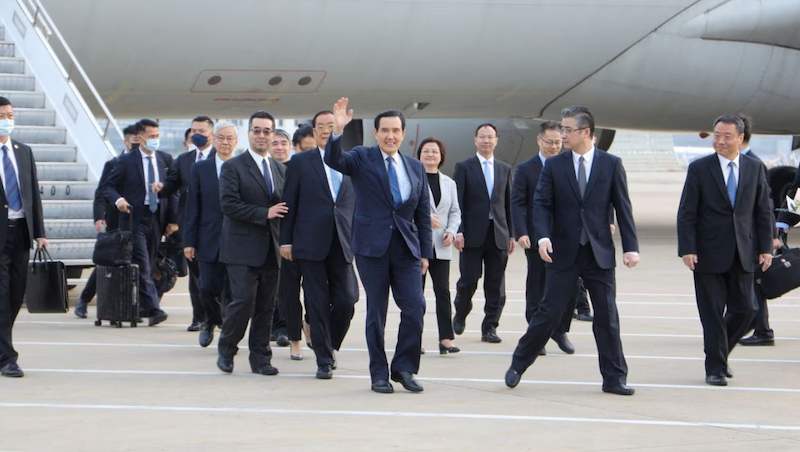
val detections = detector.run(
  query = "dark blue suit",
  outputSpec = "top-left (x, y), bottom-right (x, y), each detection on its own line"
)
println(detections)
top-left (103, 148), bottom-right (178, 316)
top-left (281, 148), bottom-right (358, 367)
top-left (511, 149), bottom-right (638, 387)
top-left (183, 157), bottom-right (227, 326)
top-left (325, 135), bottom-right (432, 382)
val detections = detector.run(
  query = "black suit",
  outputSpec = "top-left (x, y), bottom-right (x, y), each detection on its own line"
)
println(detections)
top-left (741, 149), bottom-right (776, 338)
top-left (452, 155), bottom-right (513, 335)
top-left (677, 152), bottom-right (772, 377)
top-left (104, 148), bottom-right (178, 316)
top-left (510, 149), bottom-right (638, 387)
top-left (162, 147), bottom-right (215, 324)
top-left (0, 139), bottom-right (45, 368)
top-left (511, 155), bottom-right (578, 334)
top-left (281, 148), bottom-right (358, 367)
top-left (217, 151), bottom-right (285, 371)
top-left (183, 157), bottom-right (227, 327)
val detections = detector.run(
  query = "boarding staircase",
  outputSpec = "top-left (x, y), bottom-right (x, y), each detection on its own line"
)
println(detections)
top-left (0, 0), bottom-right (126, 283)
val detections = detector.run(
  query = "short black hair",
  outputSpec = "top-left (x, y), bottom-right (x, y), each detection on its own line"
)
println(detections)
top-left (137, 119), bottom-right (159, 132)
top-left (738, 114), bottom-right (753, 142)
top-left (539, 121), bottom-right (560, 135)
top-left (561, 106), bottom-right (595, 136)
top-left (248, 110), bottom-right (275, 130)
top-left (122, 125), bottom-right (138, 137)
top-left (0, 96), bottom-right (11, 107)
top-left (713, 114), bottom-right (745, 135)
top-left (312, 110), bottom-right (334, 128)
top-left (474, 123), bottom-right (498, 137)
top-left (183, 127), bottom-right (191, 141)
top-left (292, 125), bottom-right (314, 146)
top-left (191, 115), bottom-right (214, 129)
top-left (416, 137), bottom-right (446, 168)
top-left (374, 110), bottom-right (405, 131)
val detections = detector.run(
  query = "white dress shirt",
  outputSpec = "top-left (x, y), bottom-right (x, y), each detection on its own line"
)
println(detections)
top-left (248, 148), bottom-right (273, 185)
top-left (718, 152), bottom-right (740, 185)
top-left (572, 146), bottom-right (596, 182)
top-left (476, 152), bottom-right (495, 218)
top-left (215, 154), bottom-right (226, 178)
top-left (382, 150), bottom-right (411, 204)
top-left (141, 150), bottom-right (160, 206)
top-left (0, 139), bottom-right (25, 219)
top-left (196, 145), bottom-right (212, 162)
top-left (318, 147), bottom-right (341, 200)
top-left (538, 152), bottom-right (547, 166)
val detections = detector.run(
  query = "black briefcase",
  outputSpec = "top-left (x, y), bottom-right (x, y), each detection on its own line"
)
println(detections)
top-left (755, 245), bottom-right (800, 299)
top-left (25, 248), bottom-right (69, 313)
top-left (93, 213), bottom-right (133, 266)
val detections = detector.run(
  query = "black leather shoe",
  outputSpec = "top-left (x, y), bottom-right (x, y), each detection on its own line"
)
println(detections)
top-left (276, 333), bottom-right (290, 347)
top-left (149, 310), bottom-right (168, 326)
top-left (217, 355), bottom-right (233, 374)
top-left (316, 365), bottom-right (333, 380)
top-left (505, 368), bottom-right (521, 388)
top-left (187, 321), bottom-right (201, 332)
top-left (1, 362), bottom-right (24, 378)
top-left (575, 312), bottom-right (594, 322)
top-left (539, 348), bottom-right (546, 356)
top-left (481, 331), bottom-right (502, 343)
top-left (199, 323), bottom-right (215, 348)
top-left (371, 380), bottom-right (394, 394)
top-left (453, 315), bottom-right (465, 335)
top-left (439, 343), bottom-right (460, 354)
top-left (552, 333), bottom-right (575, 354)
top-left (74, 299), bottom-right (88, 319)
top-left (602, 383), bottom-right (635, 395)
top-left (332, 352), bottom-right (337, 370)
top-left (252, 363), bottom-right (279, 376)
top-left (391, 371), bottom-right (424, 392)
top-left (724, 366), bottom-right (733, 378)
top-left (705, 375), bottom-right (727, 386)
top-left (738, 334), bottom-right (774, 346)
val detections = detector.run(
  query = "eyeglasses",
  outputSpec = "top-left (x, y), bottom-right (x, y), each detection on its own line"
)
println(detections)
top-left (538, 138), bottom-right (562, 147)
top-left (216, 135), bottom-right (236, 142)
top-left (420, 149), bottom-right (440, 155)
top-left (559, 127), bottom-right (587, 135)
top-left (314, 124), bottom-right (335, 131)
top-left (250, 128), bottom-right (274, 136)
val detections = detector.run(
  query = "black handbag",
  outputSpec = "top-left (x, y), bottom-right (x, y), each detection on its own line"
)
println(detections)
top-left (755, 245), bottom-right (800, 299)
top-left (160, 233), bottom-right (188, 277)
top-left (93, 213), bottom-right (133, 266)
top-left (153, 239), bottom-right (178, 295)
top-left (25, 247), bottom-right (69, 313)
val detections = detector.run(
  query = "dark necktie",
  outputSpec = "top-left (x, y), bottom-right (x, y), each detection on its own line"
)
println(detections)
top-left (2, 145), bottom-right (22, 211)
top-left (147, 156), bottom-right (157, 213)
top-left (386, 157), bottom-right (402, 208)
top-left (262, 159), bottom-right (274, 195)
top-left (578, 156), bottom-right (589, 245)
top-left (727, 161), bottom-right (737, 207)
top-left (196, 151), bottom-right (204, 163)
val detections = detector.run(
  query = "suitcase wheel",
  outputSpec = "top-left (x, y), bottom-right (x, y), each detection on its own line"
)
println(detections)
top-left (94, 320), bottom-right (101, 327)
top-left (115, 321), bottom-right (122, 328)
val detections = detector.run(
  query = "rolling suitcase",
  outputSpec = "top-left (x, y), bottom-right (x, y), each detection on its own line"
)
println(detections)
top-left (95, 264), bottom-right (140, 328)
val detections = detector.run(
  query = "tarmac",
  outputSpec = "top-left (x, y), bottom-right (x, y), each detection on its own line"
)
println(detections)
top-left (2, 172), bottom-right (800, 451)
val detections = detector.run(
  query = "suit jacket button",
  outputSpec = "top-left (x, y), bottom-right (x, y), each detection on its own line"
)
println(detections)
top-left (3, 204), bottom-right (6, 208)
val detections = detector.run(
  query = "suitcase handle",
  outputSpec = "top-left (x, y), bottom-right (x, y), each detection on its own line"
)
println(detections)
top-left (32, 247), bottom-right (55, 263)
top-left (115, 207), bottom-right (134, 233)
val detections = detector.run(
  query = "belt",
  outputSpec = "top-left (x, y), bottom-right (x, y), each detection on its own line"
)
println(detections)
top-left (8, 218), bottom-right (25, 227)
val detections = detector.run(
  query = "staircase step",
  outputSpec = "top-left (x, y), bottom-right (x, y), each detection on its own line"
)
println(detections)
top-left (0, 57), bottom-right (25, 75)
top-left (0, 90), bottom-right (45, 108)
top-left (31, 239), bottom-right (95, 260)
top-left (15, 108), bottom-right (56, 127)
top-left (10, 125), bottom-right (66, 144)
top-left (38, 181), bottom-right (95, 200)
top-left (36, 162), bottom-right (87, 181)
top-left (45, 219), bottom-right (96, 239)
top-left (0, 73), bottom-right (34, 91)
top-left (32, 144), bottom-right (77, 162)
top-left (0, 42), bottom-right (14, 58)
top-left (43, 200), bottom-right (93, 219)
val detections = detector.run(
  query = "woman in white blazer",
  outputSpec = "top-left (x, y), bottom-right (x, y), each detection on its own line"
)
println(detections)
top-left (417, 138), bottom-right (462, 354)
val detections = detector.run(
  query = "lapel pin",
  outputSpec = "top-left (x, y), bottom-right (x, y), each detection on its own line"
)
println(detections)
top-left (14, 144), bottom-right (19, 149)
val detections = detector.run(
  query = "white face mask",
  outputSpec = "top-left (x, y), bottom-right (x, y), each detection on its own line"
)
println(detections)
top-left (0, 119), bottom-right (14, 136)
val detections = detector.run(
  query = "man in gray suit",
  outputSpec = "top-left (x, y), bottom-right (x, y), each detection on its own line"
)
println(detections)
top-left (216, 111), bottom-right (287, 376)
top-left (0, 96), bottom-right (48, 378)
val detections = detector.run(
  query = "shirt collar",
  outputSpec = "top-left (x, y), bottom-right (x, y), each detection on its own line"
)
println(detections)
top-left (381, 150), bottom-right (400, 165)
top-left (538, 152), bottom-right (547, 165)
top-left (717, 152), bottom-right (740, 167)
top-left (741, 147), bottom-right (751, 155)
top-left (572, 146), bottom-right (595, 165)
top-left (476, 153), bottom-right (494, 165)
top-left (248, 148), bottom-right (267, 165)
top-left (196, 146), bottom-right (212, 158)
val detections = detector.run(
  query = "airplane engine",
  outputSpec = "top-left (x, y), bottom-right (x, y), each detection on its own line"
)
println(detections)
top-left (768, 136), bottom-right (800, 208)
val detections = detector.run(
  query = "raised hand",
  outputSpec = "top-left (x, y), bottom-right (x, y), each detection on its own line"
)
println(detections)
top-left (332, 97), bottom-right (353, 135)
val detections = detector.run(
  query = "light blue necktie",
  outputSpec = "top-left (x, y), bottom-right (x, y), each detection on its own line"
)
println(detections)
top-left (2, 145), bottom-right (22, 211)
top-left (727, 161), bottom-right (737, 207)
top-left (329, 166), bottom-right (341, 199)
top-left (146, 155), bottom-right (157, 213)
top-left (483, 160), bottom-right (493, 198)
top-left (386, 157), bottom-right (402, 208)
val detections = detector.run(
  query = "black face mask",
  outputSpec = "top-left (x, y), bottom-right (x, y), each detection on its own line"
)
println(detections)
top-left (131, 143), bottom-right (140, 150)
top-left (191, 133), bottom-right (209, 149)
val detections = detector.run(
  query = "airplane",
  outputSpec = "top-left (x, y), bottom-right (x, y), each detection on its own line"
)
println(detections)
top-left (39, 0), bottom-right (800, 201)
